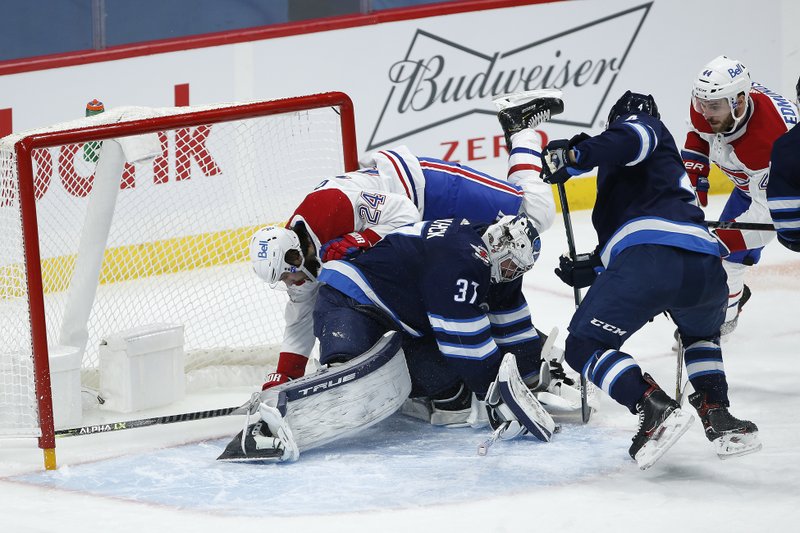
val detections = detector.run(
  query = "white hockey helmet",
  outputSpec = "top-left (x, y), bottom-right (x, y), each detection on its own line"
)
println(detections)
top-left (481, 214), bottom-right (541, 283)
top-left (692, 55), bottom-right (751, 125)
top-left (249, 225), bottom-right (314, 288)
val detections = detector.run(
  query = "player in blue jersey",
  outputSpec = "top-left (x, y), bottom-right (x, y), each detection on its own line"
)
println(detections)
top-left (767, 76), bottom-right (800, 251)
top-left (313, 215), bottom-right (559, 438)
top-left (540, 91), bottom-right (761, 469)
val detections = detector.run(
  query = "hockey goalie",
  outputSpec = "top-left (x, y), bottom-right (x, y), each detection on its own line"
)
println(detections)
top-left (218, 215), bottom-right (580, 462)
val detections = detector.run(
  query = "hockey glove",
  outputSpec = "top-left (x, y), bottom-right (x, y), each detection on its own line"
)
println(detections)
top-left (262, 352), bottom-right (308, 391)
top-left (554, 251), bottom-right (603, 288)
top-left (320, 232), bottom-right (373, 262)
top-left (540, 139), bottom-right (585, 184)
top-left (683, 158), bottom-right (710, 207)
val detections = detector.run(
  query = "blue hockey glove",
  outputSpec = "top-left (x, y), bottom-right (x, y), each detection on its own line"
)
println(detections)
top-left (540, 139), bottom-right (585, 184)
top-left (554, 251), bottom-right (603, 288)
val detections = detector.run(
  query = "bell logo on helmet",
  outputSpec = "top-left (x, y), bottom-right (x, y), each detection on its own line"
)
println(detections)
top-left (728, 64), bottom-right (745, 78)
top-left (257, 240), bottom-right (269, 259)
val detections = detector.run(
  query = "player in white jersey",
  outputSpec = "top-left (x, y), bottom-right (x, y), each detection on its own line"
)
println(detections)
top-left (251, 91), bottom-right (564, 399)
top-left (682, 55), bottom-right (798, 334)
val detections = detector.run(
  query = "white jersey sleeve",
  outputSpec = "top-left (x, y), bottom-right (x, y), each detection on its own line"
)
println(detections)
top-left (280, 281), bottom-right (320, 357)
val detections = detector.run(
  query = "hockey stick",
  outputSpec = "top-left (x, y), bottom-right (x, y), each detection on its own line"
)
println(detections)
top-left (55, 396), bottom-right (257, 438)
top-left (706, 220), bottom-right (775, 231)
top-left (556, 182), bottom-right (592, 424)
top-left (478, 422), bottom-right (509, 456)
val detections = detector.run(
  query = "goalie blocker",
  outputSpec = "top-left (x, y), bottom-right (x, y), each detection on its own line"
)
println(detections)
top-left (218, 331), bottom-right (411, 462)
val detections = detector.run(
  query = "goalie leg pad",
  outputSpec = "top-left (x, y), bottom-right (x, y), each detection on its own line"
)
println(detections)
top-left (218, 331), bottom-right (410, 463)
top-left (266, 331), bottom-right (410, 456)
top-left (486, 353), bottom-right (556, 442)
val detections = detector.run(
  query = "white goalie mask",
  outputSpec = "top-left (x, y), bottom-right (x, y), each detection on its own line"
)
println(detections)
top-left (692, 55), bottom-right (751, 130)
top-left (481, 215), bottom-right (541, 283)
top-left (249, 226), bottom-right (315, 289)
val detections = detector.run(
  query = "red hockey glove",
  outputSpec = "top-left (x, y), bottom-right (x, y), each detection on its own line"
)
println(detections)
top-left (320, 232), bottom-right (374, 262)
top-left (684, 159), bottom-right (710, 207)
top-left (262, 352), bottom-right (308, 391)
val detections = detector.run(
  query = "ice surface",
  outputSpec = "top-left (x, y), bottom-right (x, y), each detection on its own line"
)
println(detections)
top-left (2, 196), bottom-right (799, 533)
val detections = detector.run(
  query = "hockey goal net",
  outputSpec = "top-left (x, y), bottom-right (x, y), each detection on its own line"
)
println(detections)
top-left (0, 92), bottom-right (357, 463)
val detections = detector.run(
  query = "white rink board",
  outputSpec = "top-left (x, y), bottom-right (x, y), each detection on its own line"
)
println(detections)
top-left (1, 0), bottom-right (798, 191)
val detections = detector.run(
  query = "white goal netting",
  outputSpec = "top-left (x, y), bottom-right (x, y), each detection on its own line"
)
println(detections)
top-left (0, 94), bottom-right (355, 438)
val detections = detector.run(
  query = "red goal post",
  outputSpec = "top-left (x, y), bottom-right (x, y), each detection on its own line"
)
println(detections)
top-left (0, 92), bottom-right (357, 469)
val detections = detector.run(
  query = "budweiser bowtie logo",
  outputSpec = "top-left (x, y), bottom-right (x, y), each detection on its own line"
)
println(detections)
top-left (367, 2), bottom-right (652, 150)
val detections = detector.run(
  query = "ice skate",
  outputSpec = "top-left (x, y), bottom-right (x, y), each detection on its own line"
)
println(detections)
top-left (493, 89), bottom-right (564, 147)
top-left (688, 391), bottom-right (761, 459)
top-left (629, 373), bottom-right (694, 470)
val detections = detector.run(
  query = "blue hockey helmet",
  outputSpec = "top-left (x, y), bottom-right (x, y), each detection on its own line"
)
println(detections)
top-left (481, 214), bottom-right (541, 283)
top-left (606, 91), bottom-right (660, 127)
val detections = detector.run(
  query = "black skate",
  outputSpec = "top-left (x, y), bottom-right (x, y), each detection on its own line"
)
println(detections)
top-left (629, 373), bottom-right (694, 470)
top-left (217, 420), bottom-right (284, 462)
top-left (493, 90), bottom-right (564, 148)
top-left (688, 391), bottom-right (761, 459)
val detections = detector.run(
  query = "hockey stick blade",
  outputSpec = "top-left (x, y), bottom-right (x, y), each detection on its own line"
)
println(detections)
top-left (580, 375), bottom-right (593, 423)
top-left (55, 400), bottom-right (254, 438)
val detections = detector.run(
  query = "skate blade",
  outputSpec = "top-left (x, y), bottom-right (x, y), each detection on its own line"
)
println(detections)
top-left (635, 410), bottom-right (695, 470)
top-left (492, 89), bottom-right (564, 110)
top-left (715, 432), bottom-right (763, 460)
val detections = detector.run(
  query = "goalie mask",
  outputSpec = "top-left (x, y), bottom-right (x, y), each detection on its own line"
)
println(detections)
top-left (481, 215), bottom-right (541, 283)
top-left (250, 226), bottom-right (316, 288)
top-left (691, 55), bottom-right (751, 131)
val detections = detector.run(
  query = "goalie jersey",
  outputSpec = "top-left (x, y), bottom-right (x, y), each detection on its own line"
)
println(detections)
top-left (318, 218), bottom-right (541, 395)
top-left (570, 112), bottom-right (720, 267)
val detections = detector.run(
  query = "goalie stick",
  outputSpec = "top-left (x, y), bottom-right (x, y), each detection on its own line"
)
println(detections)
top-left (556, 182), bottom-right (592, 424)
top-left (55, 394), bottom-right (258, 438)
